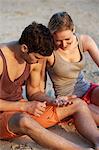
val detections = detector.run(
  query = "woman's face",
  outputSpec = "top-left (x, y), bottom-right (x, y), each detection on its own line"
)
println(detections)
top-left (53, 30), bottom-right (74, 51)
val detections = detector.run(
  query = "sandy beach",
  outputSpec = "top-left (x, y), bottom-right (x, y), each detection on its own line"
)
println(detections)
top-left (0, 0), bottom-right (99, 149)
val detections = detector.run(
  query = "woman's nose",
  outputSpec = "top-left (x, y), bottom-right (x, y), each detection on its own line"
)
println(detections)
top-left (62, 40), bottom-right (67, 48)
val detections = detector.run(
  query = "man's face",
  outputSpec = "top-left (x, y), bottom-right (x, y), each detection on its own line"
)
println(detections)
top-left (22, 52), bottom-right (46, 64)
top-left (20, 44), bottom-right (48, 64)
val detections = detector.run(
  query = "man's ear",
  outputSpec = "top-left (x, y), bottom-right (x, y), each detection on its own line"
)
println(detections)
top-left (21, 44), bottom-right (28, 53)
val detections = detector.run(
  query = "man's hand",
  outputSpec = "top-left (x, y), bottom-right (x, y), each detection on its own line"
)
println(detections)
top-left (51, 95), bottom-right (77, 107)
top-left (24, 101), bottom-right (46, 117)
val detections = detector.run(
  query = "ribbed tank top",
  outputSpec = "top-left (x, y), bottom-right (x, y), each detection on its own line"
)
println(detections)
top-left (0, 49), bottom-right (30, 101)
top-left (48, 36), bottom-right (90, 97)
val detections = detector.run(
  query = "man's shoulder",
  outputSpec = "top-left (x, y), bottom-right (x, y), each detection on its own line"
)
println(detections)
top-left (0, 43), bottom-right (6, 49)
top-left (29, 59), bottom-right (46, 76)
top-left (0, 55), bottom-right (3, 76)
top-left (29, 63), bottom-right (42, 73)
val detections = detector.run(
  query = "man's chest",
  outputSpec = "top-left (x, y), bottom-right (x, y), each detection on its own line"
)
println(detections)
top-left (6, 59), bottom-right (26, 82)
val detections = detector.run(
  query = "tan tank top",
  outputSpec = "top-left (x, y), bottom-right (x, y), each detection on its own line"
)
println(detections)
top-left (48, 36), bottom-right (90, 97)
top-left (0, 49), bottom-right (30, 101)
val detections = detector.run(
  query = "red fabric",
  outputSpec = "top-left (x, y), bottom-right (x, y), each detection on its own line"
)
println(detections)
top-left (82, 83), bottom-right (99, 104)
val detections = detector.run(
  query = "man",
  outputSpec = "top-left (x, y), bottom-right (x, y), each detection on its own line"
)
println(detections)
top-left (0, 21), bottom-right (91, 150)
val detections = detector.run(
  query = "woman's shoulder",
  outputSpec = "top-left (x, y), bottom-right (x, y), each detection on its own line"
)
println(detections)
top-left (76, 33), bottom-right (91, 40)
top-left (76, 34), bottom-right (93, 51)
top-left (47, 53), bottom-right (55, 67)
top-left (78, 34), bottom-right (92, 43)
top-left (80, 34), bottom-right (95, 51)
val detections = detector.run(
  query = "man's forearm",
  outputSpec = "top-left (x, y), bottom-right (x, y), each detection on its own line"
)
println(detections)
top-left (0, 99), bottom-right (26, 112)
top-left (28, 91), bottom-right (55, 104)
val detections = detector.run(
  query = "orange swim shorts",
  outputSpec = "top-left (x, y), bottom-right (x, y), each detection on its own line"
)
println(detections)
top-left (0, 105), bottom-right (59, 139)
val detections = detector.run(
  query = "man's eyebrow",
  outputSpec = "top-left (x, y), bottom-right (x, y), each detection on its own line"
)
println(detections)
top-left (35, 56), bottom-right (40, 59)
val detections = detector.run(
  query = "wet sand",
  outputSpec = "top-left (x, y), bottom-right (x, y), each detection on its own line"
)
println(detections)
top-left (0, 0), bottom-right (99, 149)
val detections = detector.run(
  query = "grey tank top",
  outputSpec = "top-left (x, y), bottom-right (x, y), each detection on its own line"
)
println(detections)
top-left (48, 36), bottom-right (90, 97)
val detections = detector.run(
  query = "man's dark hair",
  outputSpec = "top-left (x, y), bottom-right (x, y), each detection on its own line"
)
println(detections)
top-left (19, 22), bottom-right (54, 56)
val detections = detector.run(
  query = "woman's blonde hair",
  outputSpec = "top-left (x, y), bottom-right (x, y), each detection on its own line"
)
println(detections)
top-left (48, 12), bottom-right (74, 33)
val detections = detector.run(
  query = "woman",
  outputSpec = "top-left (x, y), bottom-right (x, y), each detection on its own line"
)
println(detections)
top-left (47, 11), bottom-right (99, 125)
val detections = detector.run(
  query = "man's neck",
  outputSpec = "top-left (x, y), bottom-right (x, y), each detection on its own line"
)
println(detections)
top-left (8, 41), bottom-right (25, 64)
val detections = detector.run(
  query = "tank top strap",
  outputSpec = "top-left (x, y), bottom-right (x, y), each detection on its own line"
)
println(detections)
top-left (0, 49), bottom-right (7, 75)
top-left (25, 62), bottom-right (30, 78)
top-left (76, 33), bottom-right (84, 53)
top-left (22, 62), bottom-right (30, 82)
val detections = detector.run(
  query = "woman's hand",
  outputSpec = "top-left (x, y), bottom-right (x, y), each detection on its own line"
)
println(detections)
top-left (52, 95), bottom-right (77, 107)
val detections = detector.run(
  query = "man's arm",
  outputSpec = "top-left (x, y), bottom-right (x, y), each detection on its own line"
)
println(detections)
top-left (0, 98), bottom-right (47, 117)
top-left (26, 62), bottom-right (55, 103)
top-left (0, 99), bottom-right (26, 112)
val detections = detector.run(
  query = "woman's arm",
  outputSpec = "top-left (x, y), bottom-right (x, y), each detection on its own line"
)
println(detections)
top-left (81, 34), bottom-right (99, 67)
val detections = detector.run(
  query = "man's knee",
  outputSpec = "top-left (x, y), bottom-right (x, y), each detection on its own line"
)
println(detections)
top-left (8, 112), bottom-right (31, 133)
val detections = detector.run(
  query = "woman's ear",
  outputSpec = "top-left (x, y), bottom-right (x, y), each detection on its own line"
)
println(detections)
top-left (21, 44), bottom-right (28, 53)
top-left (72, 26), bottom-right (75, 33)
